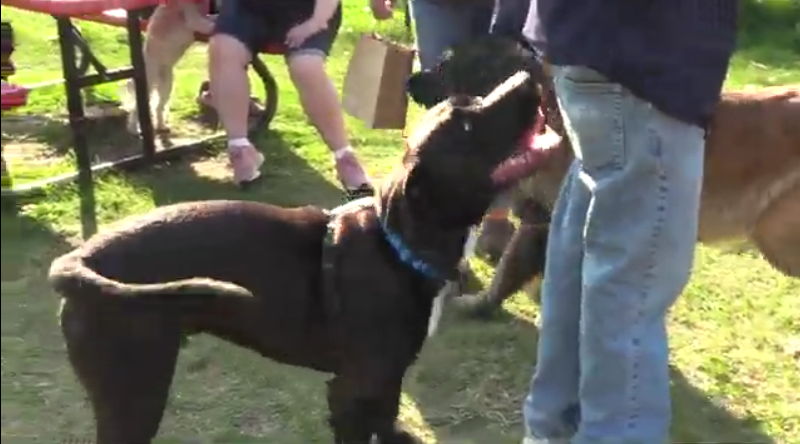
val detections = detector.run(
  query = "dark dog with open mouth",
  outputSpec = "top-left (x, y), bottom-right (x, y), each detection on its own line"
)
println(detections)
top-left (48, 71), bottom-right (543, 444)
top-left (408, 35), bottom-right (800, 318)
top-left (407, 35), bottom-right (571, 309)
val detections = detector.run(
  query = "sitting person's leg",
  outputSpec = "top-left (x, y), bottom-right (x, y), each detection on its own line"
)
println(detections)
top-left (208, 0), bottom-right (264, 184)
top-left (284, 7), bottom-right (372, 197)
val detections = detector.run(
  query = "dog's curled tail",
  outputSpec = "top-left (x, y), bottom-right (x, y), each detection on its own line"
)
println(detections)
top-left (48, 253), bottom-right (253, 301)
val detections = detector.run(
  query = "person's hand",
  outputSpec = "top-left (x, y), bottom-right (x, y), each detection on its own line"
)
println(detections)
top-left (285, 18), bottom-right (328, 48)
top-left (370, 0), bottom-right (394, 20)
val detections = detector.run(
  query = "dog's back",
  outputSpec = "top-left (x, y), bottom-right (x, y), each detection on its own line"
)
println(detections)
top-left (700, 85), bottom-right (800, 242)
top-left (52, 200), bottom-right (330, 300)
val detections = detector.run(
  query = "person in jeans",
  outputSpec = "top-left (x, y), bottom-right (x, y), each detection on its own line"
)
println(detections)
top-left (521, 1), bottom-right (738, 443)
top-left (405, 0), bottom-right (494, 72)
top-left (208, 0), bottom-right (372, 196)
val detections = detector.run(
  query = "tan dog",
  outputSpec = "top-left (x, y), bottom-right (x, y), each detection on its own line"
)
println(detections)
top-left (407, 35), bottom-right (800, 315)
top-left (124, 0), bottom-right (215, 134)
top-left (702, 86), bottom-right (800, 270)
top-left (471, 84), bottom-right (800, 315)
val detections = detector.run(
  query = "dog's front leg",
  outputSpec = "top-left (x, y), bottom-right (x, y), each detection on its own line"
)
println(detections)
top-left (326, 369), bottom-right (419, 444)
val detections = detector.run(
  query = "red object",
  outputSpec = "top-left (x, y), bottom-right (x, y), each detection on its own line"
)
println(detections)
top-left (490, 102), bottom-right (553, 185)
top-left (1, 0), bottom-right (161, 16)
top-left (2, 0), bottom-right (287, 54)
top-left (1, 80), bottom-right (28, 110)
top-left (402, 102), bottom-right (554, 187)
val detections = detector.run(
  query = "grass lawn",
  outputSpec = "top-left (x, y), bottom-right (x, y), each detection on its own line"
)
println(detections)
top-left (2, 0), bottom-right (799, 442)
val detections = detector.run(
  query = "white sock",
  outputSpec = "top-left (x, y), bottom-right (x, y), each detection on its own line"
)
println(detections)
top-left (228, 137), bottom-right (251, 149)
top-left (333, 146), bottom-right (353, 160)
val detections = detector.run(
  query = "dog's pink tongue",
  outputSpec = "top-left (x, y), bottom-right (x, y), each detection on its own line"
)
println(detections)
top-left (491, 126), bottom-right (561, 186)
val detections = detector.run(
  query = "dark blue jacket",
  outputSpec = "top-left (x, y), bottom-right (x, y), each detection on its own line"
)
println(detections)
top-left (535, 0), bottom-right (739, 128)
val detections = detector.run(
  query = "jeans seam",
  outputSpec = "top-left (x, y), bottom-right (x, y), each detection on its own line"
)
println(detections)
top-left (611, 91), bottom-right (625, 169)
top-left (627, 131), bottom-right (668, 431)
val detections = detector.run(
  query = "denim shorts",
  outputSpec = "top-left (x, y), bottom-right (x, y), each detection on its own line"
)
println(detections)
top-left (213, 0), bottom-right (341, 58)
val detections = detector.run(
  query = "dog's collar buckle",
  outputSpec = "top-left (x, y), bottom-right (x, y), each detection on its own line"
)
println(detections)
top-left (321, 218), bottom-right (343, 317)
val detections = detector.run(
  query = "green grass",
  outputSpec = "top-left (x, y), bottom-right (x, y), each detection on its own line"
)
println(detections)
top-left (2, 0), bottom-right (799, 442)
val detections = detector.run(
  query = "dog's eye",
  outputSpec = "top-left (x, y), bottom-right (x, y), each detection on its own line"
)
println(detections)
top-left (462, 119), bottom-right (472, 132)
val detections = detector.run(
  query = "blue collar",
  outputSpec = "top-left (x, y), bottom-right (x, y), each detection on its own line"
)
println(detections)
top-left (327, 197), bottom-right (445, 281)
top-left (378, 219), bottom-right (444, 281)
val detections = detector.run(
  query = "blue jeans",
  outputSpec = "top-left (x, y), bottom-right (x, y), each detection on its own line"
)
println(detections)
top-left (523, 66), bottom-right (705, 443)
top-left (409, 0), bottom-right (493, 70)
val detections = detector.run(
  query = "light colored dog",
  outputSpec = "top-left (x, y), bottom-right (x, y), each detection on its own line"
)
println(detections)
top-left (407, 36), bottom-right (800, 315)
top-left (484, 84), bottom-right (800, 308)
top-left (124, 0), bottom-right (215, 134)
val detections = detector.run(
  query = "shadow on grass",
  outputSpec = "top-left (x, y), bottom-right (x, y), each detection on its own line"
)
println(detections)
top-left (406, 310), bottom-right (540, 444)
top-left (125, 129), bottom-right (347, 208)
top-left (0, 210), bottom-right (74, 394)
top-left (669, 366), bottom-right (776, 443)
top-left (0, 88), bottom-right (143, 157)
top-left (0, 207), bottom-right (101, 440)
top-left (0, 208), bottom-right (72, 283)
top-left (403, 305), bottom-right (777, 443)
top-left (1, 102), bottom-right (219, 176)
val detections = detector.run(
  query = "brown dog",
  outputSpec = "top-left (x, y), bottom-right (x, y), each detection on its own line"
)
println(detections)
top-left (407, 35), bottom-right (800, 316)
top-left (49, 71), bottom-right (542, 443)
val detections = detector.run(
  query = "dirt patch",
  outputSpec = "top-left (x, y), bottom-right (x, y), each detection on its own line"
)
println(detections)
top-left (1, 104), bottom-right (220, 170)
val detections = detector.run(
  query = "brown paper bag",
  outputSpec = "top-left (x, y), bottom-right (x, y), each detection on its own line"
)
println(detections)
top-left (342, 33), bottom-right (415, 130)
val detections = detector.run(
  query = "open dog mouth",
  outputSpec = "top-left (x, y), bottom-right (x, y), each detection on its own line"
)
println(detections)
top-left (490, 107), bottom-right (562, 187)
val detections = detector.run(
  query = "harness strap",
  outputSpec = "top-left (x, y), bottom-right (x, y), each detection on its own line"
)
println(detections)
top-left (320, 197), bottom-right (376, 318)
top-left (321, 220), bottom-right (341, 317)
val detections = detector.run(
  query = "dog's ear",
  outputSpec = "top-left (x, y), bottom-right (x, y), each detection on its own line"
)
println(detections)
top-left (407, 70), bottom-right (448, 109)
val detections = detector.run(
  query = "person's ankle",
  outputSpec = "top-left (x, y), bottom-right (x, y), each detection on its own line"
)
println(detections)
top-left (228, 137), bottom-right (252, 151)
top-left (333, 146), bottom-right (354, 161)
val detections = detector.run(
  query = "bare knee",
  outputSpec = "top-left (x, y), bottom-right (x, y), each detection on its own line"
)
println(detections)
top-left (209, 34), bottom-right (251, 68)
top-left (286, 53), bottom-right (329, 89)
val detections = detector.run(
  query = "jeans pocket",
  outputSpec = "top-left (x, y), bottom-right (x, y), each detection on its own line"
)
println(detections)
top-left (554, 66), bottom-right (625, 172)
